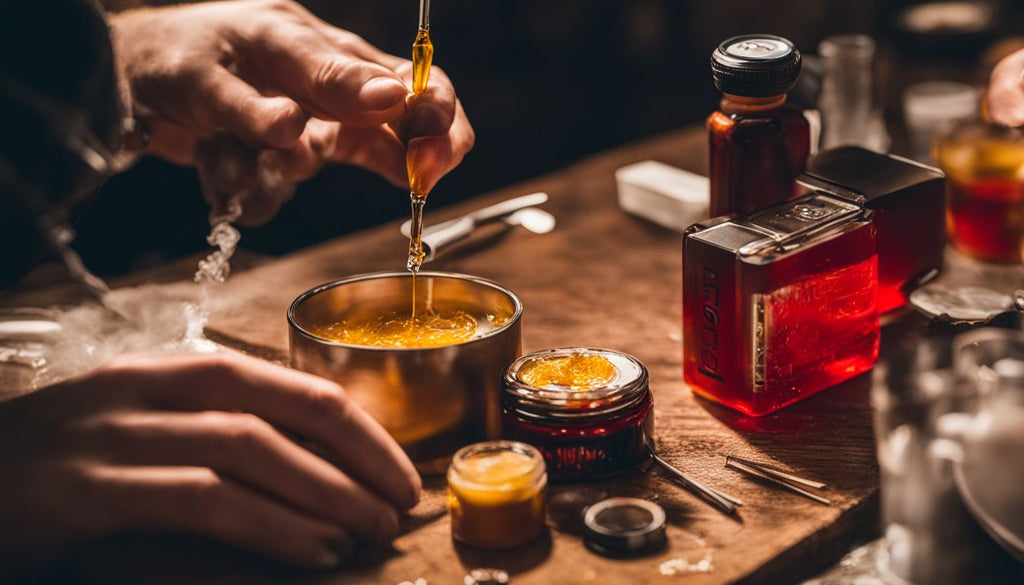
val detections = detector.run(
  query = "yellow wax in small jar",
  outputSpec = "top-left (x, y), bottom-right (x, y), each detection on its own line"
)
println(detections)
top-left (310, 309), bottom-right (477, 348)
top-left (447, 441), bottom-right (547, 549)
top-left (517, 352), bottom-right (617, 390)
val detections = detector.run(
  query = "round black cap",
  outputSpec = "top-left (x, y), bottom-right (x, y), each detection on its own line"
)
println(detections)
top-left (582, 497), bottom-right (667, 557)
top-left (711, 34), bottom-right (802, 97)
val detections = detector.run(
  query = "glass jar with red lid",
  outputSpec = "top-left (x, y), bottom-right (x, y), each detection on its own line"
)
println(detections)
top-left (501, 347), bottom-right (654, 482)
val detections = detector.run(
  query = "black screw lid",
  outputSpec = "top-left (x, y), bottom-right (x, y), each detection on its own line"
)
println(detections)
top-left (582, 497), bottom-right (667, 557)
top-left (711, 34), bottom-right (802, 97)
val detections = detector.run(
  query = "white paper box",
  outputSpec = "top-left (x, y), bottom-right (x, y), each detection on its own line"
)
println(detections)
top-left (615, 161), bottom-right (709, 231)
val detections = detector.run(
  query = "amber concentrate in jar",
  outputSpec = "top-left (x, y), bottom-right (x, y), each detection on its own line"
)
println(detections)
top-left (447, 441), bottom-right (547, 549)
top-left (309, 309), bottom-right (478, 348)
top-left (502, 348), bottom-right (654, 481)
top-left (516, 352), bottom-right (617, 391)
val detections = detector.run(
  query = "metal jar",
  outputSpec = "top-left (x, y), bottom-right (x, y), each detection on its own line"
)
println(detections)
top-left (288, 271), bottom-right (522, 471)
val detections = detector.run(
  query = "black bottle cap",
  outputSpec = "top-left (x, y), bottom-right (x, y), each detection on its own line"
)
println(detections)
top-left (711, 34), bottom-right (802, 97)
top-left (582, 497), bottom-right (667, 557)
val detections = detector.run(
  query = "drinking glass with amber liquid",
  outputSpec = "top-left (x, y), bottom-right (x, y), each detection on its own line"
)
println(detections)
top-left (935, 121), bottom-right (1024, 264)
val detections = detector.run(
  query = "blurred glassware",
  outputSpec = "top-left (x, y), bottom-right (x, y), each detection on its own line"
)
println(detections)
top-left (871, 335), bottom-right (1023, 585)
top-left (949, 329), bottom-right (1024, 562)
top-left (934, 120), bottom-right (1024, 264)
top-left (0, 308), bottom-right (60, 400)
top-left (896, 2), bottom-right (997, 37)
top-left (818, 34), bottom-right (889, 153)
top-left (903, 81), bottom-right (979, 163)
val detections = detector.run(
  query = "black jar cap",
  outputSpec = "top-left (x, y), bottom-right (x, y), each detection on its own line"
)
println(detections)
top-left (711, 34), bottom-right (802, 97)
top-left (582, 497), bottom-right (667, 557)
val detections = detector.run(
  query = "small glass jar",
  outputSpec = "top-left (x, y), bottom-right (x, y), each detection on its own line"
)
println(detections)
top-left (502, 348), bottom-right (654, 481)
top-left (447, 441), bottom-right (547, 549)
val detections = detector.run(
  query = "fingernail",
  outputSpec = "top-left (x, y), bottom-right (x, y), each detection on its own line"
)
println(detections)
top-left (372, 508), bottom-right (400, 545)
top-left (359, 77), bottom-right (407, 111)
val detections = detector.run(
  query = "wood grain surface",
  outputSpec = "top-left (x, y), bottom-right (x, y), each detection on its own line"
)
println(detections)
top-left (5, 127), bottom-right (910, 585)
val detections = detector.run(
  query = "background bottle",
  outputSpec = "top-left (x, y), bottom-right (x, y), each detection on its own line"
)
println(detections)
top-left (708, 35), bottom-right (810, 217)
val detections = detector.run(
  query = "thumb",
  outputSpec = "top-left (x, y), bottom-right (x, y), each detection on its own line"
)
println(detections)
top-left (302, 59), bottom-right (408, 127)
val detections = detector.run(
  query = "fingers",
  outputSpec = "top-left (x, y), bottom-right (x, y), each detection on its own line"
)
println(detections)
top-left (405, 100), bottom-right (475, 194)
top-left (267, 118), bottom-right (341, 182)
top-left (266, 118), bottom-right (407, 187)
top-left (107, 353), bottom-right (421, 511)
top-left (86, 410), bottom-right (400, 546)
top-left (140, 67), bottom-right (306, 161)
top-left (390, 69), bottom-right (458, 144)
top-left (242, 20), bottom-right (407, 126)
top-left (144, 118), bottom-right (203, 166)
top-left (198, 66), bottom-right (308, 149)
top-left (89, 465), bottom-right (351, 569)
top-left (988, 49), bottom-right (1024, 127)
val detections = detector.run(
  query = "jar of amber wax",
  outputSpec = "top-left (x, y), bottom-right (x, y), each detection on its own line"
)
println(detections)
top-left (447, 441), bottom-right (547, 549)
top-left (502, 348), bottom-right (654, 481)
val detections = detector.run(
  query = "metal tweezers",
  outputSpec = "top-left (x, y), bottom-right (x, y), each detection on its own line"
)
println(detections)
top-left (724, 455), bottom-right (831, 506)
top-left (649, 449), bottom-right (745, 516)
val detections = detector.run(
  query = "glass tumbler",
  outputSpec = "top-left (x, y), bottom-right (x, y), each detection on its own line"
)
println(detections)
top-left (935, 121), bottom-right (1024, 264)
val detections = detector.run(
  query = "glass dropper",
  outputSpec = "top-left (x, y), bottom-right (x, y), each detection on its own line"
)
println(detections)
top-left (419, 0), bottom-right (430, 31)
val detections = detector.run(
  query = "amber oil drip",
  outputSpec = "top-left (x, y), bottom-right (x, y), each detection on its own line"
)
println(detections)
top-left (407, 0), bottom-right (433, 290)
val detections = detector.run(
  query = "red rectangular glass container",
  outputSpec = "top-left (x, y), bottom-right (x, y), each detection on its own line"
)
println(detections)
top-left (799, 147), bottom-right (945, 315)
top-left (683, 193), bottom-right (880, 416)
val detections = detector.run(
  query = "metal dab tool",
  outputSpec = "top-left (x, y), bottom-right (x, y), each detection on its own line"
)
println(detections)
top-left (725, 455), bottom-right (831, 506)
top-left (647, 442), bottom-right (744, 516)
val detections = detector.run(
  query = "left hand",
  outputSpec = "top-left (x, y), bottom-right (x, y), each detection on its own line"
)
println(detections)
top-left (110, 0), bottom-right (474, 224)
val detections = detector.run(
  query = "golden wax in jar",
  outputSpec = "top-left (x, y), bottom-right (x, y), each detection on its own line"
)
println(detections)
top-left (309, 308), bottom-right (477, 348)
top-left (517, 352), bottom-right (617, 391)
top-left (447, 441), bottom-right (547, 549)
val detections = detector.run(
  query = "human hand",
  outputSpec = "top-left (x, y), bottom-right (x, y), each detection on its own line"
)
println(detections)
top-left (0, 352), bottom-right (420, 574)
top-left (109, 0), bottom-right (474, 224)
top-left (987, 48), bottom-right (1024, 127)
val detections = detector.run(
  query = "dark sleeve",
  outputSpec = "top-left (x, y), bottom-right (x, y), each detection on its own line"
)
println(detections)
top-left (0, 0), bottom-right (122, 288)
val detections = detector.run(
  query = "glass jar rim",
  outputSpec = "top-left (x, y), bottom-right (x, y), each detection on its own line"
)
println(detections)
top-left (449, 440), bottom-right (546, 490)
top-left (503, 348), bottom-right (649, 419)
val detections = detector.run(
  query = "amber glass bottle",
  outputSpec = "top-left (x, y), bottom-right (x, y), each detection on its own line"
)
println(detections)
top-left (708, 35), bottom-right (810, 216)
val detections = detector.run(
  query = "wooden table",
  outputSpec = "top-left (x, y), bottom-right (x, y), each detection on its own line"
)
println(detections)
top-left (6, 127), bottom-right (906, 585)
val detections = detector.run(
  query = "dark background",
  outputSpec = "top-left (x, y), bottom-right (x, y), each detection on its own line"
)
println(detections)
top-left (73, 0), bottom-right (1024, 275)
